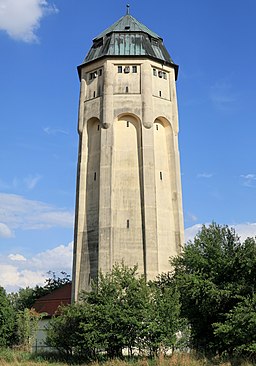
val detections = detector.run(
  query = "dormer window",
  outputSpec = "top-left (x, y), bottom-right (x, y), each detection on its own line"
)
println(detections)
top-left (125, 26), bottom-right (130, 30)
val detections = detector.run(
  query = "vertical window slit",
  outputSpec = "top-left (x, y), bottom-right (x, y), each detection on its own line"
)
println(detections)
top-left (156, 124), bottom-right (158, 130)
top-left (127, 219), bottom-right (130, 229)
top-left (93, 91), bottom-right (96, 98)
top-left (97, 124), bottom-right (100, 131)
top-left (125, 86), bottom-right (129, 93)
top-left (94, 172), bottom-right (97, 181)
top-left (159, 91), bottom-right (162, 97)
top-left (127, 121), bottom-right (129, 127)
top-left (160, 171), bottom-right (163, 180)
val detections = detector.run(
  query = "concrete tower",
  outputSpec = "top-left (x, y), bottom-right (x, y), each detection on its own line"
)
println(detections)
top-left (72, 8), bottom-right (184, 301)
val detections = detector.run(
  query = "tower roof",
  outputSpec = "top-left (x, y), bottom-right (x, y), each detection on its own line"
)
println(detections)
top-left (79, 10), bottom-right (178, 79)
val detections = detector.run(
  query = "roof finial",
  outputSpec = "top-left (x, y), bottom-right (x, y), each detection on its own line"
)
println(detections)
top-left (126, 4), bottom-right (130, 15)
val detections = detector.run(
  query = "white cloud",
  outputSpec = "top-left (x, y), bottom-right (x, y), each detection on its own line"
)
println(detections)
top-left (8, 254), bottom-right (27, 261)
top-left (43, 127), bottom-right (69, 135)
top-left (184, 224), bottom-right (203, 242)
top-left (240, 174), bottom-right (256, 188)
top-left (197, 173), bottom-right (213, 179)
top-left (0, 264), bottom-right (46, 292)
top-left (210, 81), bottom-right (237, 111)
top-left (0, 242), bottom-right (73, 292)
top-left (23, 174), bottom-right (42, 190)
top-left (31, 242), bottom-right (73, 271)
top-left (185, 222), bottom-right (256, 243)
top-left (0, 0), bottom-right (58, 43)
top-left (0, 223), bottom-right (13, 238)
top-left (0, 193), bottom-right (74, 231)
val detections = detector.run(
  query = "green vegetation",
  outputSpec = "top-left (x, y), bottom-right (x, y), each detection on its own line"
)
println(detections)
top-left (0, 272), bottom-right (71, 351)
top-left (0, 223), bottom-right (256, 365)
top-left (47, 263), bottom-right (184, 359)
top-left (169, 223), bottom-right (256, 358)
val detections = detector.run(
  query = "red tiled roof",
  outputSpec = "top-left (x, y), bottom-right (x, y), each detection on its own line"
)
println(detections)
top-left (33, 283), bottom-right (72, 316)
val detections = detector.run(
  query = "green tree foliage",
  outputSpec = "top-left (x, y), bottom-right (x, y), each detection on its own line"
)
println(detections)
top-left (16, 308), bottom-right (42, 351)
top-left (213, 294), bottom-right (256, 358)
top-left (0, 286), bottom-right (15, 347)
top-left (171, 223), bottom-right (256, 356)
top-left (47, 263), bottom-right (182, 360)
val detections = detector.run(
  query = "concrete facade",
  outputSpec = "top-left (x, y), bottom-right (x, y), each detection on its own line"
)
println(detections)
top-left (72, 17), bottom-right (184, 301)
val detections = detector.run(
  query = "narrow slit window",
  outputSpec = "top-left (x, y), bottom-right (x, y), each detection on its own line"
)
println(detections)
top-left (127, 121), bottom-right (129, 127)
top-left (93, 91), bottom-right (96, 98)
top-left (159, 91), bottom-right (162, 97)
top-left (127, 219), bottom-right (130, 229)
top-left (88, 273), bottom-right (91, 285)
top-left (156, 124), bottom-right (158, 130)
top-left (97, 125), bottom-right (100, 131)
top-left (118, 66), bottom-right (122, 73)
top-left (125, 86), bottom-right (129, 93)
top-left (94, 172), bottom-right (97, 181)
top-left (160, 171), bottom-right (163, 180)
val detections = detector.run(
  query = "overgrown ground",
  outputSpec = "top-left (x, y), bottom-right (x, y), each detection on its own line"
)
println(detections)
top-left (0, 350), bottom-right (255, 366)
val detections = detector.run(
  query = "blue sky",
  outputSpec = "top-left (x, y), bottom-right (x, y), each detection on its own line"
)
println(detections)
top-left (0, 0), bottom-right (255, 292)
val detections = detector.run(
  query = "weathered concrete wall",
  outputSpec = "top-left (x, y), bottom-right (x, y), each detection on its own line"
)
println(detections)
top-left (72, 58), bottom-right (184, 301)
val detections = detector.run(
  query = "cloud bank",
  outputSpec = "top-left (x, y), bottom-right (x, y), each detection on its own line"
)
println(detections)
top-left (0, 242), bottom-right (73, 293)
top-left (0, 193), bottom-right (74, 233)
top-left (0, 0), bottom-right (58, 42)
top-left (185, 222), bottom-right (256, 243)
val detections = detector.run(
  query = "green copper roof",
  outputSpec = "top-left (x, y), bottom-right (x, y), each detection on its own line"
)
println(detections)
top-left (94, 14), bottom-right (161, 41)
top-left (79, 12), bottom-right (178, 79)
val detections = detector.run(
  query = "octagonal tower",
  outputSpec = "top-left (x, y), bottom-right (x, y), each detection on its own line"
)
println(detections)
top-left (72, 8), bottom-right (184, 301)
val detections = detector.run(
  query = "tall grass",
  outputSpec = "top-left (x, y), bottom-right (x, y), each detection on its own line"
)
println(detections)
top-left (0, 350), bottom-right (255, 366)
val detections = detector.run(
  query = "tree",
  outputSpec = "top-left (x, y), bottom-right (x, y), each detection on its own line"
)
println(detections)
top-left (16, 308), bottom-right (42, 351)
top-left (0, 286), bottom-right (15, 347)
top-left (83, 263), bottom-right (151, 357)
top-left (47, 263), bottom-right (182, 360)
top-left (171, 223), bottom-right (256, 356)
top-left (213, 294), bottom-right (256, 358)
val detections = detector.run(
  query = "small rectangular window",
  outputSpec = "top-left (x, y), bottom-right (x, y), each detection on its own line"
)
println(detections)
top-left (94, 172), bottom-right (97, 181)
top-left (97, 125), bottom-right (100, 131)
top-left (127, 121), bottom-right (129, 127)
top-left (160, 172), bottom-right (163, 180)
top-left (153, 68), bottom-right (157, 76)
top-left (132, 66), bottom-right (137, 73)
top-left (118, 66), bottom-right (122, 73)
top-left (127, 219), bottom-right (130, 228)
top-left (90, 71), bottom-right (97, 79)
top-left (163, 72), bottom-right (167, 79)
top-left (159, 91), bottom-right (162, 97)
top-left (156, 124), bottom-right (158, 131)
top-left (125, 86), bottom-right (129, 93)
top-left (93, 91), bottom-right (96, 98)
